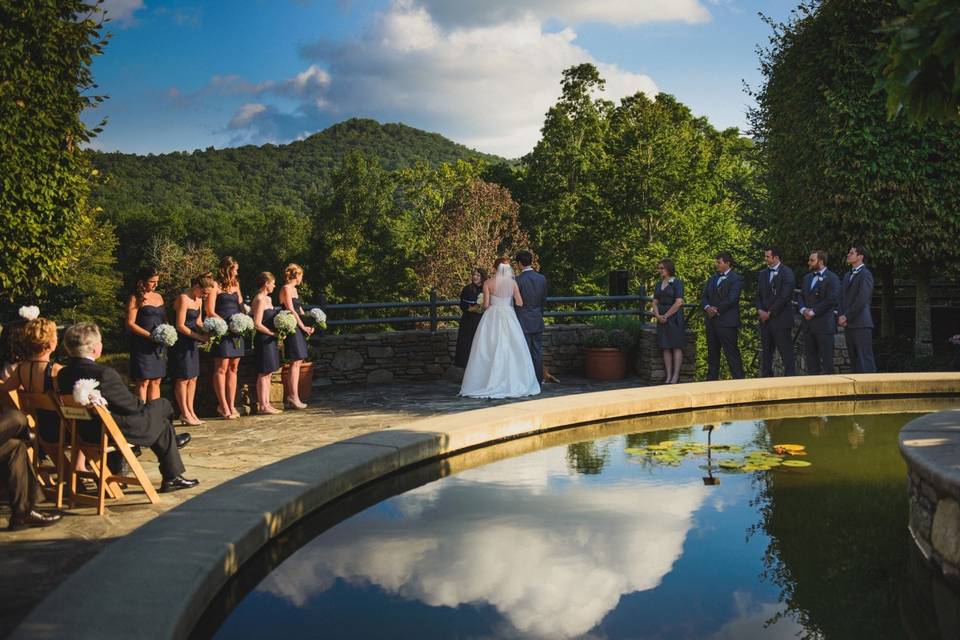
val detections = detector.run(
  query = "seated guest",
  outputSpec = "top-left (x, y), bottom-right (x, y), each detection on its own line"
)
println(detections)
top-left (1, 405), bottom-right (61, 530)
top-left (57, 323), bottom-right (198, 493)
top-left (0, 317), bottom-right (28, 381)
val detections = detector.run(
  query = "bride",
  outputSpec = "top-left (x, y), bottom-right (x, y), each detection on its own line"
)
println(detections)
top-left (460, 258), bottom-right (541, 399)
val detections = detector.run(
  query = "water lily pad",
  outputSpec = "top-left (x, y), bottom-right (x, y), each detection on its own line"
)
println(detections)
top-left (624, 448), bottom-right (647, 455)
top-left (718, 460), bottom-right (745, 469)
top-left (774, 444), bottom-right (806, 452)
top-left (781, 460), bottom-right (812, 468)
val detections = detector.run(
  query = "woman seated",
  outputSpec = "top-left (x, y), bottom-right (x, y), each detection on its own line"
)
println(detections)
top-left (1, 318), bottom-right (63, 445)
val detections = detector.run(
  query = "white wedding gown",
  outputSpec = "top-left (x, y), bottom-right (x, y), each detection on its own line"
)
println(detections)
top-left (460, 267), bottom-right (541, 399)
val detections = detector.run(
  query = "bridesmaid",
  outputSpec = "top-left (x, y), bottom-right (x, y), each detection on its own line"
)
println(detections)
top-left (278, 263), bottom-right (313, 410)
top-left (652, 258), bottom-right (686, 384)
top-left (170, 273), bottom-right (215, 426)
top-left (454, 267), bottom-right (486, 368)
top-left (126, 266), bottom-right (166, 401)
top-left (205, 256), bottom-right (244, 419)
top-left (252, 272), bottom-right (282, 415)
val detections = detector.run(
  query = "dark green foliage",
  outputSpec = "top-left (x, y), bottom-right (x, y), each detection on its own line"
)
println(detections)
top-left (875, 0), bottom-right (960, 123)
top-left (0, 0), bottom-right (108, 302)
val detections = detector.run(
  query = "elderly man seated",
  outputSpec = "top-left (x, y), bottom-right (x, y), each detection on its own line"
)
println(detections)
top-left (57, 323), bottom-right (198, 493)
top-left (1, 405), bottom-right (62, 530)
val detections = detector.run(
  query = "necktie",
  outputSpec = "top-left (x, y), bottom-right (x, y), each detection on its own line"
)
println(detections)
top-left (769, 269), bottom-right (777, 283)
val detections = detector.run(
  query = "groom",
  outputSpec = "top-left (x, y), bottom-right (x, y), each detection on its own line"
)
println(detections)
top-left (514, 251), bottom-right (547, 383)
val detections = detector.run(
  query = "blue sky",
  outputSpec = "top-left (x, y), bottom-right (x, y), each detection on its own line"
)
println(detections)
top-left (86, 0), bottom-right (800, 158)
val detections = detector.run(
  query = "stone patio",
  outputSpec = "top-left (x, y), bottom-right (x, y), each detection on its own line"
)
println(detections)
top-left (0, 375), bottom-right (641, 637)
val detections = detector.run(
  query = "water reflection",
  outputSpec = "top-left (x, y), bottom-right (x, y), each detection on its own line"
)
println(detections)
top-left (256, 447), bottom-right (706, 638)
top-left (215, 409), bottom-right (948, 639)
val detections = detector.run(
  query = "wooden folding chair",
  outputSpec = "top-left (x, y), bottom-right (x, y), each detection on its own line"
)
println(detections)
top-left (57, 395), bottom-right (161, 515)
top-left (17, 391), bottom-right (70, 509)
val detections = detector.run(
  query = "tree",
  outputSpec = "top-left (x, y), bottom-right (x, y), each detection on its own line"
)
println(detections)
top-left (522, 64), bottom-right (613, 294)
top-left (875, 0), bottom-right (960, 124)
top-left (750, 0), bottom-right (960, 357)
top-left (415, 178), bottom-right (531, 298)
top-left (0, 0), bottom-right (108, 301)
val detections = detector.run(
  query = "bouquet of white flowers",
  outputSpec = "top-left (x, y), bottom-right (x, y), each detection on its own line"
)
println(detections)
top-left (200, 316), bottom-right (228, 352)
top-left (151, 323), bottom-right (178, 347)
top-left (229, 313), bottom-right (254, 347)
top-left (18, 306), bottom-right (40, 320)
top-left (73, 378), bottom-right (107, 408)
top-left (307, 307), bottom-right (327, 329)
top-left (274, 310), bottom-right (298, 341)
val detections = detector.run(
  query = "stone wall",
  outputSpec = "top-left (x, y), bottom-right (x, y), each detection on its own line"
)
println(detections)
top-left (907, 469), bottom-right (960, 585)
top-left (767, 318), bottom-right (853, 375)
top-left (309, 322), bottom-right (698, 385)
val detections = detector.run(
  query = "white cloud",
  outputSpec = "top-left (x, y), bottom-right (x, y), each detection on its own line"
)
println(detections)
top-left (223, 0), bottom-right (662, 156)
top-left (229, 103), bottom-right (268, 128)
top-left (256, 447), bottom-right (707, 638)
top-left (416, 0), bottom-right (712, 28)
top-left (97, 0), bottom-right (145, 27)
top-left (709, 591), bottom-right (805, 640)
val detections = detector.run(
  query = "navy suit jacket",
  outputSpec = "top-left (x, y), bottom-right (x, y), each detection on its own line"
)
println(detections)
top-left (701, 271), bottom-right (743, 328)
top-left (515, 269), bottom-right (547, 334)
top-left (798, 270), bottom-right (840, 335)
top-left (839, 266), bottom-right (874, 329)
top-left (755, 264), bottom-right (796, 330)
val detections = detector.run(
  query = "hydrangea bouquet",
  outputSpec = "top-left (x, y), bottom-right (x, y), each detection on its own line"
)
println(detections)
top-left (200, 316), bottom-right (228, 352)
top-left (151, 323), bottom-right (178, 347)
top-left (229, 313), bottom-right (255, 345)
top-left (307, 307), bottom-right (327, 329)
top-left (274, 310), bottom-right (298, 341)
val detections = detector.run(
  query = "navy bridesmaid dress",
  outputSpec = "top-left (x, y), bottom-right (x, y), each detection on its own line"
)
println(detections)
top-left (254, 307), bottom-right (281, 374)
top-left (214, 291), bottom-right (245, 358)
top-left (169, 307), bottom-right (201, 380)
top-left (654, 279), bottom-right (686, 349)
top-left (283, 298), bottom-right (309, 360)
top-left (130, 304), bottom-right (167, 380)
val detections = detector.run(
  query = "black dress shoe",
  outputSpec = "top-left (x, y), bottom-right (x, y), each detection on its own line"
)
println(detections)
top-left (160, 475), bottom-right (199, 493)
top-left (8, 509), bottom-right (63, 531)
top-left (175, 433), bottom-right (191, 449)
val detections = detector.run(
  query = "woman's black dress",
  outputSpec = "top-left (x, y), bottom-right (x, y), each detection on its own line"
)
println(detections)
top-left (454, 283), bottom-right (482, 368)
top-left (169, 307), bottom-right (201, 380)
top-left (255, 307), bottom-right (281, 374)
top-left (654, 279), bottom-right (686, 349)
top-left (213, 291), bottom-right (245, 358)
top-left (283, 297), bottom-right (309, 361)
top-left (130, 304), bottom-right (166, 380)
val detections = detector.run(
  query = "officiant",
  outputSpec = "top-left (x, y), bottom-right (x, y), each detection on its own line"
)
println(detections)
top-left (454, 268), bottom-right (486, 368)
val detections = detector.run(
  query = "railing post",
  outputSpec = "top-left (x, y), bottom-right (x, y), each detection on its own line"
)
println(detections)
top-left (638, 284), bottom-right (647, 321)
top-left (429, 288), bottom-right (438, 333)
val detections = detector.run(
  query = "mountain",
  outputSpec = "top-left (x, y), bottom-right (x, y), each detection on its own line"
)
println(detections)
top-left (88, 118), bottom-right (509, 275)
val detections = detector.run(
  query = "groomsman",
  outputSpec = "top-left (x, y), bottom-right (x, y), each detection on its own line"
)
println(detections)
top-left (755, 246), bottom-right (797, 376)
top-left (838, 246), bottom-right (877, 373)
top-left (798, 249), bottom-right (840, 375)
top-left (701, 251), bottom-right (745, 380)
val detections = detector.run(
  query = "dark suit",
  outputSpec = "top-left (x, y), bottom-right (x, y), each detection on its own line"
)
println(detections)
top-left (57, 358), bottom-right (185, 479)
top-left (701, 270), bottom-right (745, 380)
top-left (0, 407), bottom-right (44, 515)
top-left (515, 268), bottom-right (547, 382)
top-left (839, 265), bottom-right (876, 373)
top-left (798, 269), bottom-right (840, 375)
top-left (755, 264), bottom-right (797, 376)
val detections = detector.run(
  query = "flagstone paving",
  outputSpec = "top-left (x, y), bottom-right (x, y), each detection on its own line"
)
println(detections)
top-left (0, 375), bottom-right (642, 636)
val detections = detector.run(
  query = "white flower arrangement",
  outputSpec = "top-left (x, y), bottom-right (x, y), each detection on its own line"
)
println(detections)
top-left (18, 306), bottom-right (40, 320)
top-left (229, 313), bottom-right (254, 336)
top-left (73, 378), bottom-right (107, 408)
top-left (307, 307), bottom-right (327, 329)
top-left (151, 323), bottom-right (178, 347)
top-left (476, 293), bottom-right (484, 306)
top-left (668, 277), bottom-right (676, 284)
top-left (200, 316), bottom-right (228, 352)
top-left (274, 310), bottom-right (298, 340)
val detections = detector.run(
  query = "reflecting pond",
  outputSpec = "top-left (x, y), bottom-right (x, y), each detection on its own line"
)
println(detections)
top-left (210, 406), bottom-right (956, 639)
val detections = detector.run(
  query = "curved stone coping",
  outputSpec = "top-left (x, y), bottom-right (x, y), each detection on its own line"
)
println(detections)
top-left (900, 409), bottom-right (960, 504)
top-left (14, 372), bottom-right (960, 640)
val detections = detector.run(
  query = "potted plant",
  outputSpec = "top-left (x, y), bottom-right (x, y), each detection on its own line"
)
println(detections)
top-left (583, 328), bottom-right (634, 380)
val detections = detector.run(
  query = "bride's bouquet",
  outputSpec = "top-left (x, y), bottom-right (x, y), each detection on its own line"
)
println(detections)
top-left (151, 323), bottom-right (178, 347)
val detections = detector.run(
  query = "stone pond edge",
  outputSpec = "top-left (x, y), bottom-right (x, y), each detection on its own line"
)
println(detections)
top-left (13, 372), bottom-right (960, 640)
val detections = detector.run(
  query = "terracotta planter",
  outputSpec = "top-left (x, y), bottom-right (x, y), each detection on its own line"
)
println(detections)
top-left (583, 347), bottom-right (627, 380)
top-left (281, 361), bottom-right (314, 401)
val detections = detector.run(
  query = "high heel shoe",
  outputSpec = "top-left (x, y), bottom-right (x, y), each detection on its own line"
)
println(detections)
top-left (258, 406), bottom-right (283, 415)
top-left (216, 409), bottom-right (239, 420)
top-left (284, 398), bottom-right (307, 410)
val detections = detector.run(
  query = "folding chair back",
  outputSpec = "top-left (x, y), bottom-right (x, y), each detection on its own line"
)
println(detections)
top-left (18, 391), bottom-right (69, 508)
top-left (57, 395), bottom-right (160, 515)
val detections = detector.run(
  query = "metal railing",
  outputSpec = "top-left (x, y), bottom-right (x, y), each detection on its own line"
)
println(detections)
top-left (324, 291), bottom-right (661, 331)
